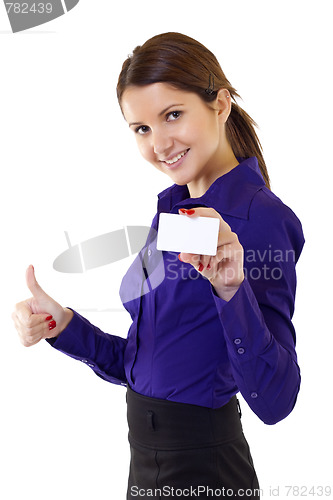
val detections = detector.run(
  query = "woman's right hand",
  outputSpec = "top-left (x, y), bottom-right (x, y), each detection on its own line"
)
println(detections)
top-left (12, 265), bottom-right (74, 347)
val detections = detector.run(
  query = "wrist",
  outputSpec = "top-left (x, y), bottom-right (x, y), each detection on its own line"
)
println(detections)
top-left (60, 307), bottom-right (74, 332)
top-left (48, 308), bottom-right (74, 339)
top-left (212, 282), bottom-right (243, 302)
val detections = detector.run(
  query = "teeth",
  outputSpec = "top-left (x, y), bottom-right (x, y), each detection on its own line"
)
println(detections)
top-left (165, 150), bottom-right (188, 165)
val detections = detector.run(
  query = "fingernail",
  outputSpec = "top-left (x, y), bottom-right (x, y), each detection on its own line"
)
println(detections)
top-left (186, 209), bottom-right (195, 215)
top-left (179, 208), bottom-right (187, 214)
top-left (207, 264), bottom-right (211, 270)
top-left (45, 315), bottom-right (53, 321)
top-left (48, 320), bottom-right (56, 331)
top-left (198, 262), bottom-right (204, 272)
top-left (178, 254), bottom-right (183, 262)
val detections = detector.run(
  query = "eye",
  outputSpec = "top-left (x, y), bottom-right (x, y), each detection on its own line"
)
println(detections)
top-left (166, 110), bottom-right (182, 121)
top-left (135, 125), bottom-right (150, 135)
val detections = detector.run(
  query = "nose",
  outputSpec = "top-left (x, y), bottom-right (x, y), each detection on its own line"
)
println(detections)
top-left (152, 129), bottom-right (173, 156)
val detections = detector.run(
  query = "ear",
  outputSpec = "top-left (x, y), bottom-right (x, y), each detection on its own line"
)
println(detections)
top-left (215, 88), bottom-right (232, 124)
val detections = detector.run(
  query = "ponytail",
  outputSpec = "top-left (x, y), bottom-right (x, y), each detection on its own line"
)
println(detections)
top-left (226, 102), bottom-right (270, 189)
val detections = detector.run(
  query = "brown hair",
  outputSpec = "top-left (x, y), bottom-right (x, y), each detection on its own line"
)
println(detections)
top-left (117, 32), bottom-right (270, 189)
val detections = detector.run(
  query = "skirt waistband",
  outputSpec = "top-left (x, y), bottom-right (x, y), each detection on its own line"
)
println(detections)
top-left (126, 386), bottom-right (243, 451)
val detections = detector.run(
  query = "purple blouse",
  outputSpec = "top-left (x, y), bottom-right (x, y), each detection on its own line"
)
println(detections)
top-left (47, 157), bottom-right (305, 425)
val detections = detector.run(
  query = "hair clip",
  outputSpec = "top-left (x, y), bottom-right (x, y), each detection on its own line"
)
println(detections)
top-left (205, 74), bottom-right (215, 95)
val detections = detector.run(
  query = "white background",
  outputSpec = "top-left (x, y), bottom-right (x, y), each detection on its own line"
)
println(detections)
top-left (1, 0), bottom-right (332, 498)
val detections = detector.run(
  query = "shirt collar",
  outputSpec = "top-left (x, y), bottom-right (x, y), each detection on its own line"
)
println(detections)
top-left (157, 156), bottom-right (265, 220)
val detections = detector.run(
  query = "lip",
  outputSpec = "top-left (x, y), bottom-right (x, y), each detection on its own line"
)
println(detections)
top-left (160, 148), bottom-right (190, 169)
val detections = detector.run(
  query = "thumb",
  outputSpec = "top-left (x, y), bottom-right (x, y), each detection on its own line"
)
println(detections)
top-left (26, 265), bottom-right (46, 299)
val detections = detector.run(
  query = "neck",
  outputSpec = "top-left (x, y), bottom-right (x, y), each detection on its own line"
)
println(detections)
top-left (187, 150), bottom-right (239, 198)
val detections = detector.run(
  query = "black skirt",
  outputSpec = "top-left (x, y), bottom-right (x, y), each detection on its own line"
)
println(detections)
top-left (126, 386), bottom-right (260, 499)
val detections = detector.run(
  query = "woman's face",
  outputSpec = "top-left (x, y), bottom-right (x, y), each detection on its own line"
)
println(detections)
top-left (121, 82), bottom-right (233, 195)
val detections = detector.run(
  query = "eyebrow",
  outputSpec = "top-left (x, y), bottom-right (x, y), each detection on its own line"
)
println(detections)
top-left (128, 103), bottom-right (184, 127)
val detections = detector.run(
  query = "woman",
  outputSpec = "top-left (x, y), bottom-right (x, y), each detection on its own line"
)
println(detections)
top-left (12, 32), bottom-right (305, 499)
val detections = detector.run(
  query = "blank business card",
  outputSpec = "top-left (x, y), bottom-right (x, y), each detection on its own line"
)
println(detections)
top-left (157, 213), bottom-right (219, 256)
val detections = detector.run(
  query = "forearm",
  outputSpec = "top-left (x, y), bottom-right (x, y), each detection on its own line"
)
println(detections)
top-left (211, 279), bottom-right (300, 424)
top-left (46, 309), bottom-right (127, 385)
top-left (212, 282), bottom-right (243, 302)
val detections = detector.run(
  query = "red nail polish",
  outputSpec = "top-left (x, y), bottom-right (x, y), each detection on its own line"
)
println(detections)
top-left (207, 264), bottom-right (211, 270)
top-left (178, 254), bottom-right (183, 261)
top-left (198, 263), bottom-right (204, 272)
top-left (45, 315), bottom-right (53, 321)
top-left (179, 208), bottom-right (187, 214)
top-left (186, 209), bottom-right (195, 215)
top-left (48, 320), bottom-right (56, 330)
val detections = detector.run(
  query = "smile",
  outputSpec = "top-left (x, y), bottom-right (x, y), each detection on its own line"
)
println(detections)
top-left (162, 149), bottom-right (190, 166)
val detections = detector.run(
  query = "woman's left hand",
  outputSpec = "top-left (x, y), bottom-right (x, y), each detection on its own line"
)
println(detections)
top-left (178, 207), bottom-right (244, 301)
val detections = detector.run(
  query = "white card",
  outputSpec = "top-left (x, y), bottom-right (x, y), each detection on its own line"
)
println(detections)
top-left (156, 213), bottom-right (219, 256)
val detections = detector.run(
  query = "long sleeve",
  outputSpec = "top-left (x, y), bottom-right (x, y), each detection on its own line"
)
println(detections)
top-left (211, 279), bottom-right (299, 425)
top-left (46, 309), bottom-right (127, 386)
top-left (211, 190), bottom-right (305, 425)
top-left (44, 158), bottom-right (305, 415)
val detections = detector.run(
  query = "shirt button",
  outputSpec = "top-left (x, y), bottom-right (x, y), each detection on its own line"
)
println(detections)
top-left (251, 392), bottom-right (258, 399)
top-left (81, 359), bottom-right (88, 363)
top-left (148, 249), bottom-right (152, 257)
top-left (234, 338), bottom-right (242, 345)
top-left (88, 363), bottom-right (95, 368)
top-left (237, 347), bottom-right (245, 355)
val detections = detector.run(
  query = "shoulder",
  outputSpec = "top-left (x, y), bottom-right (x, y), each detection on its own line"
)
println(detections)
top-left (245, 187), bottom-right (305, 262)
top-left (250, 187), bottom-right (301, 225)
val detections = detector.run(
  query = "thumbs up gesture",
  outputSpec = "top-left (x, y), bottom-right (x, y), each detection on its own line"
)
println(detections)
top-left (12, 265), bottom-right (73, 347)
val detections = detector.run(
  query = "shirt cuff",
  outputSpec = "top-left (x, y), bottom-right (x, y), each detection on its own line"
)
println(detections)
top-left (45, 308), bottom-right (127, 386)
top-left (210, 278), bottom-right (272, 360)
top-left (45, 307), bottom-right (97, 358)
